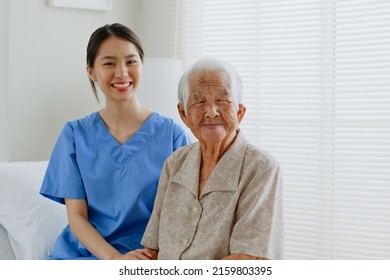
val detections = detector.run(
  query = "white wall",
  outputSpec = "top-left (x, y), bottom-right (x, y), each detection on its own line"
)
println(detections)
top-left (6, 0), bottom-right (140, 161)
top-left (0, 0), bottom-right (10, 161)
top-left (138, 0), bottom-right (172, 57)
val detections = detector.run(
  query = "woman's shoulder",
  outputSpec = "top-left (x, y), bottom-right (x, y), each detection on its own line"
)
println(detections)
top-left (232, 131), bottom-right (279, 169)
top-left (244, 141), bottom-right (280, 170)
top-left (151, 112), bottom-right (191, 140)
top-left (67, 111), bottom-right (98, 124)
top-left (152, 112), bottom-right (182, 128)
top-left (55, 112), bottom-right (99, 141)
top-left (61, 112), bottom-right (98, 130)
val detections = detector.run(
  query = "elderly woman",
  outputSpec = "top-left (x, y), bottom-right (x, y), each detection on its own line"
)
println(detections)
top-left (139, 57), bottom-right (283, 260)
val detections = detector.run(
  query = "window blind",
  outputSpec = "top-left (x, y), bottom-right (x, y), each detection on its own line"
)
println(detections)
top-left (170, 0), bottom-right (390, 259)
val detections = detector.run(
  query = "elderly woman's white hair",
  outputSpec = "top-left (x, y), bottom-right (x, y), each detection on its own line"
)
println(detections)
top-left (178, 57), bottom-right (243, 110)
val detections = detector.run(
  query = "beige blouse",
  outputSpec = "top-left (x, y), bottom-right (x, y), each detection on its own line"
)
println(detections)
top-left (141, 130), bottom-right (284, 260)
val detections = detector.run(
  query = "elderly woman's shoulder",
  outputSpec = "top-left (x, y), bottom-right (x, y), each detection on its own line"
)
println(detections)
top-left (245, 143), bottom-right (280, 169)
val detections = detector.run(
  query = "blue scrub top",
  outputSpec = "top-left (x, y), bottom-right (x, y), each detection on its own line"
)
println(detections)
top-left (40, 111), bottom-right (191, 259)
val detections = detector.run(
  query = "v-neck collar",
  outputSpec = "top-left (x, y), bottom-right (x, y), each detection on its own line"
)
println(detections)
top-left (85, 111), bottom-right (165, 165)
top-left (171, 130), bottom-right (248, 199)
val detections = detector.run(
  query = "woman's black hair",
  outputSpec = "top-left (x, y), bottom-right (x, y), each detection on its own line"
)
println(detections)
top-left (86, 23), bottom-right (144, 102)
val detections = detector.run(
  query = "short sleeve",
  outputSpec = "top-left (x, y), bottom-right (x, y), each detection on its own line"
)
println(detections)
top-left (172, 123), bottom-right (192, 150)
top-left (230, 161), bottom-right (284, 260)
top-left (39, 121), bottom-right (86, 204)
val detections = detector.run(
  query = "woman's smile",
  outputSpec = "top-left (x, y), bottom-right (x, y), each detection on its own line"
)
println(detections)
top-left (202, 122), bottom-right (224, 129)
top-left (112, 81), bottom-right (132, 92)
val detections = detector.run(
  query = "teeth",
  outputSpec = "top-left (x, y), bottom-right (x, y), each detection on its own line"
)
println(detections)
top-left (113, 82), bottom-right (130, 88)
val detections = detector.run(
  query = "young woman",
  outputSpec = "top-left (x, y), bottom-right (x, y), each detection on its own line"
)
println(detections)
top-left (39, 23), bottom-right (191, 260)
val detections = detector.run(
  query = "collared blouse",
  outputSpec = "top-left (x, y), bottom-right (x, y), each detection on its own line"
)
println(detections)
top-left (141, 130), bottom-right (284, 260)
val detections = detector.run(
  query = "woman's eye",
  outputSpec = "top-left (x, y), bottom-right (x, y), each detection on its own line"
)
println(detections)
top-left (104, 62), bottom-right (114, 66)
top-left (190, 100), bottom-right (205, 107)
top-left (127, 60), bottom-right (137, 64)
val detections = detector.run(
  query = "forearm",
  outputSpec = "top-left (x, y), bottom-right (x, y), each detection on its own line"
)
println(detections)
top-left (68, 214), bottom-right (119, 260)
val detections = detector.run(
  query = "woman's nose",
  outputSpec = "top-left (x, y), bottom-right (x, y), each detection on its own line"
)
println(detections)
top-left (115, 63), bottom-right (129, 78)
top-left (204, 103), bottom-right (220, 118)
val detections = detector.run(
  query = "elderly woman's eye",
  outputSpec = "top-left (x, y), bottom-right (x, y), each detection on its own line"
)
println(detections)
top-left (192, 100), bottom-right (205, 106)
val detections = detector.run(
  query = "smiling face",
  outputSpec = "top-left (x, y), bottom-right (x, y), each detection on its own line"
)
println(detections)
top-left (179, 70), bottom-right (246, 146)
top-left (87, 36), bottom-right (142, 104)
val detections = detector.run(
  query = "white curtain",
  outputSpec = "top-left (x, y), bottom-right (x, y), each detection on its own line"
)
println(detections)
top-left (170, 0), bottom-right (390, 259)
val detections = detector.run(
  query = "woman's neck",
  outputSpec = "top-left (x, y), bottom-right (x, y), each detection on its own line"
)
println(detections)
top-left (198, 130), bottom-right (238, 195)
top-left (99, 100), bottom-right (152, 144)
top-left (199, 130), bottom-right (237, 163)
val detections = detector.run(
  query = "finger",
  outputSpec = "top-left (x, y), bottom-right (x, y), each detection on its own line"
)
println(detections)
top-left (125, 250), bottom-right (151, 260)
top-left (139, 249), bottom-right (152, 258)
top-left (134, 252), bottom-right (151, 260)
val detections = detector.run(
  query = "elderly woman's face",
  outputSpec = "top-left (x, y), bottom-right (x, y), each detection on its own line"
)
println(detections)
top-left (181, 71), bottom-right (245, 144)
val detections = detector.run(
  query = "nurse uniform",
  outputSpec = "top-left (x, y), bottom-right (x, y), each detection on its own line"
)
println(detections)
top-left (40, 111), bottom-right (191, 259)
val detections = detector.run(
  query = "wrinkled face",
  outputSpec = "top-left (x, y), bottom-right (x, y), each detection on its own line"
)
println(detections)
top-left (87, 36), bottom-right (142, 103)
top-left (179, 71), bottom-right (246, 145)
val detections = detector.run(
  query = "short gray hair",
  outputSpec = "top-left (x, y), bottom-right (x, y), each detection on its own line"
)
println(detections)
top-left (178, 57), bottom-right (243, 110)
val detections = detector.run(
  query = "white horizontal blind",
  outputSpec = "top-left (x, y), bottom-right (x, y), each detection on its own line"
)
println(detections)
top-left (171, 0), bottom-right (390, 259)
top-left (332, 1), bottom-right (390, 259)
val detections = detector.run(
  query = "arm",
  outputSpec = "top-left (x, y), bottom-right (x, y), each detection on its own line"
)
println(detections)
top-left (140, 160), bottom-right (172, 252)
top-left (228, 160), bottom-right (284, 260)
top-left (65, 198), bottom-right (153, 260)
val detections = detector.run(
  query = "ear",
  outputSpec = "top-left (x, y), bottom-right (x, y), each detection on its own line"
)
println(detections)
top-left (237, 104), bottom-right (246, 125)
top-left (177, 103), bottom-right (190, 127)
top-left (86, 65), bottom-right (96, 81)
